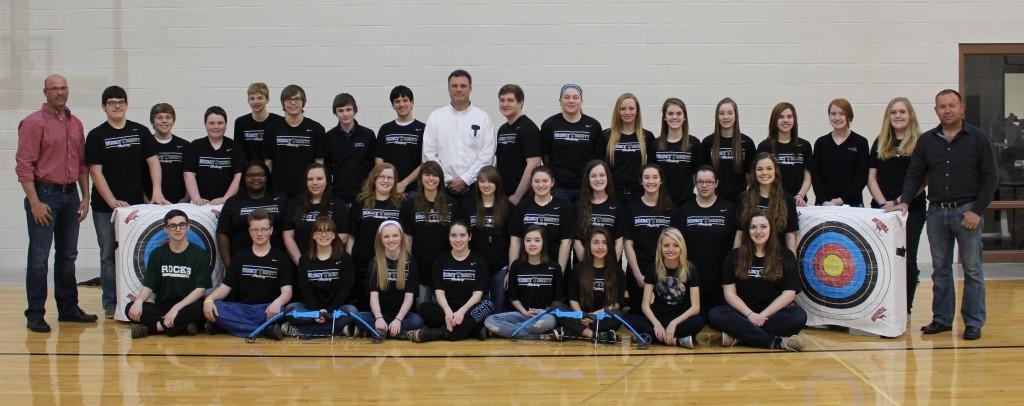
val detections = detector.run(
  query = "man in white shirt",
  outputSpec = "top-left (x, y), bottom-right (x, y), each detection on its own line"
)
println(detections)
top-left (422, 69), bottom-right (496, 200)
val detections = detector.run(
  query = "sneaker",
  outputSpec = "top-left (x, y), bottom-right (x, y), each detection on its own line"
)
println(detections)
top-left (721, 332), bottom-right (737, 348)
top-left (205, 321), bottom-right (225, 335)
top-left (130, 323), bottom-right (149, 339)
top-left (677, 336), bottom-right (695, 349)
top-left (340, 325), bottom-right (353, 337)
top-left (477, 327), bottom-right (489, 341)
top-left (104, 307), bottom-right (115, 319)
top-left (184, 323), bottom-right (199, 336)
top-left (541, 327), bottom-right (565, 342)
top-left (262, 323), bottom-right (284, 341)
top-left (594, 330), bottom-right (617, 344)
top-left (778, 335), bottom-right (805, 352)
top-left (281, 322), bottom-right (298, 337)
top-left (407, 328), bottom-right (445, 343)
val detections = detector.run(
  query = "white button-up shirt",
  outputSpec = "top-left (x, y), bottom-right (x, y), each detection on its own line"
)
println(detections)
top-left (422, 103), bottom-right (496, 185)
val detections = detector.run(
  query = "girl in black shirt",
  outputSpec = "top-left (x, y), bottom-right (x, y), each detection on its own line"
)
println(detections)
top-left (509, 166), bottom-right (575, 272)
top-left (621, 227), bottom-right (704, 348)
top-left (708, 212), bottom-right (807, 351)
top-left (602, 93), bottom-right (656, 205)
top-left (347, 163), bottom-right (404, 308)
top-left (811, 98), bottom-right (869, 207)
top-left (757, 102), bottom-right (812, 204)
top-left (282, 216), bottom-right (359, 339)
top-left (540, 84), bottom-right (603, 204)
top-left (557, 228), bottom-right (624, 343)
top-left (360, 220), bottom-right (423, 340)
top-left (283, 163), bottom-right (350, 265)
top-left (679, 165), bottom-right (735, 312)
top-left (484, 225), bottom-right (563, 339)
top-left (624, 164), bottom-right (679, 314)
top-left (868, 97), bottom-right (926, 313)
top-left (216, 161), bottom-right (286, 267)
top-left (701, 97), bottom-right (756, 202)
top-left (467, 166), bottom-right (512, 312)
top-left (574, 160), bottom-right (624, 259)
top-left (184, 106), bottom-right (245, 205)
top-left (655, 98), bottom-right (702, 204)
top-left (400, 161), bottom-right (460, 303)
top-left (735, 153), bottom-right (799, 254)
top-left (409, 222), bottom-right (493, 342)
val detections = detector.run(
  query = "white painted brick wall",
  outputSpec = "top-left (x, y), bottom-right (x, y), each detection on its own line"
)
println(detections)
top-left (3, 0), bottom-right (1023, 273)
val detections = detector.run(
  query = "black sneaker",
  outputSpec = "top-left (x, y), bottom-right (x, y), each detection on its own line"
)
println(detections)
top-left (541, 327), bottom-right (565, 342)
top-left (184, 323), bottom-right (199, 336)
top-left (594, 330), bottom-right (617, 344)
top-left (262, 323), bottom-right (284, 341)
top-left (27, 318), bottom-right (51, 333)
top-left (408, 327), bottom-right (445, 343)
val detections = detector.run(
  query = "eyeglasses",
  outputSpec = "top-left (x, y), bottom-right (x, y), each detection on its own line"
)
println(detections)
top-left (105, 100), bottom-right (127, 107)
top-left (695, 180), bottom-right (717, 186)
top-left (284, 96), bottom-right (304, 103)
top-left (314, 230), bottom-right (335, 237)
top-left (165, 222), bottom-right (188, 230)
top-left (249, 227), bottom-right (272, 234)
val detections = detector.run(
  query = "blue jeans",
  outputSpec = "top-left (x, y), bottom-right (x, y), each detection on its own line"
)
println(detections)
top-left (926, 202), bottom-right (986, 328)
top-left (92, 210), bottom-right (117, 310)
top-left (551, 187), bottom-right (580, 205)
top-left (484, 311), bottom-right (557, 339)
top-left (24, 183), bottom-right (83, 320)
top-left (212, 301), bottom-right (272, 337)
top-left (356, 311), bottom-right (424, 339)
top-left (489, 266), bottom-right (508, 313)
top-left (282, 302), bottom-right (358, 338)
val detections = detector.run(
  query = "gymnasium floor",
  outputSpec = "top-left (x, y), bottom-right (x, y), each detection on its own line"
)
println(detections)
top-left (6, 266), bottom-right (1023, 405)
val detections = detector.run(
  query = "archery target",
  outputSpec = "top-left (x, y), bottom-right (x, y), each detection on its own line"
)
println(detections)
top-left (799, 221), bottom-right (878, 310)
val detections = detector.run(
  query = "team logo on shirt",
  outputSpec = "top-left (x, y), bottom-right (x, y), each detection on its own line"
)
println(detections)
top-left (414, 210), bottom-right (451, 224)
top-left (517, 274), bottom-right (553, 287)
top-left (553, 131), bottom-right (592, 143)
top-left (442, 270), bottom-right (477, 282)
top-left (240, 205), bottom-right (281, 216)
top-left (775, 153), bottom-right (804, 166)
top-left (362, 208), bottom-right (399, 220)
top-left (384, 134), bottom-right (419, 145)
top-left (523, 213), bottom-right (561, 226)
top-left (717, 147), bottom-right (736, 160)
top-left (198, 156), bottom-right (233, 169)
top-left (104, 135), bottom-right (141, 149)
top-left (131, 219), bottom-right (217, 282)
top-left (243, 130), bottom-right (264, 142)
top-left (161, 265), bottom-right (193, 279)
top-left (593, 278), bottom-right (606, 292)
top-left (747, 266), bottom-right (765, 279)
top-left (302, 210), bottom-right (323, 223)
top-left (277, 136), bottom-right (311, 148)
top-left (354, 142), bottom-right (367, 148)
top-left (655, 151), bottom-right (693, 164)
top-left (614, 141), bottom-right (642, 153)
top-left (157, 151), bottom-right (183, 164)
top-left (307, 269), bottom-right (339, 282)
top-left (686, 215), bottom-right (726, 228)
top-left (241, 265), bottom-right (280, 280)
top-left (468, 215), bottom-right (495, 228)
top-left (591, 214), bottom-right (617, 229)
top-left (633, 216), bottom-right (672, 228)
top-left (497, 132), bottom-right (518, 145)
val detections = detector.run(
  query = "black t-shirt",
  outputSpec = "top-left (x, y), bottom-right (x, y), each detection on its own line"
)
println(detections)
top-left (147, 135), bottom-right (189, 203)
top-left (653, 136), bottom-right (703, 204)
top-left (540, 113), bottom-right (603, 190)
top-left (508, 196), bottom-right (576, 266)
top-left (678, 198), bottom-right (735, 299)
top-left (400, 197), bottom-right (461, 286)
top-left (601, 129), bottom-right (656, 195)
top-left (576, 198), bottom-right (625, 241)
top-left (721, 249), bottom-right (800, 313)
top-left (224, 247), bottom-right (294, 305)
top-left (507, 260), bottom-right (563, 310)
top-left (297, 255), bottom-right (355, 310)
top-left (465, 198), bottom-right (512, 273)
top-left (496, 115), bottom-right (543, 196)
top-left (375, 120), bottom-right (425, 193)
top-left (432, 251), bottom-right (489, 310)
top-left (869, 138), bottom-right (926, 209)
top-left (85, 120), bottom-right (156, 212)
top-left (735, 193), bottom-right (799, 240)
top-left (348, 199), bottom-right (401, 269)
top-left (283, 197), bottom-right (351, 255)
top-left (216, 193), bottom-right (287, 257)
top-left (811, 132), bottom-right (869, 206)
top-left (368, 258), bottom-right (419, 316)
top-left (234, 112), bottom-right (283, 163)
top-left (264, 117), bottom-right (326, 197)
top-left (325, 121), bottom-right (377, 201)
top-left (700, 134), bottom-right (756, 202)
top-left (644, 262), bottom-right (700, 318)
top-left (566, 264), bottom-right (624, 312)
top-left (184, 137), bottom-right (246, 200)
top-left (624, 199), bottom-right (681, 269)
top-left (757, 138), bottom-right (813, 197)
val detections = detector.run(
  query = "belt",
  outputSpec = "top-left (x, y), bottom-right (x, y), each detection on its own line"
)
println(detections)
top-left (936, 200), bottom-right (971, 209)
top-left (35, 181), bottom-right (77, 193)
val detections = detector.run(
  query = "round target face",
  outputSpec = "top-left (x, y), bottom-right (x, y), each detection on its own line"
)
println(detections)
top-left (132, 219), bottom-right (217, 281)
top-left (798, 221), bottom-right (876, 309)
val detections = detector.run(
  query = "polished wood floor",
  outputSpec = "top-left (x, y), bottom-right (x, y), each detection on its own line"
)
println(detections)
top-left (6, 280), bottom-right (1024, 405)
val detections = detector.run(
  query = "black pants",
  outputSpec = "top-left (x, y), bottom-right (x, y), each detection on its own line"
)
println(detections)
top-left (417, 300), bottom-right (494, 341)
top-left (625, 270), bottom-right (645, 314)
top-left (620, 312), bottom-right (705, 343)
top-left (557, 305), bottom-right (622, 337)
top-left (124, 300), bottom-right (205, 336)
top-left (707, 304), bottom-right (806, 348)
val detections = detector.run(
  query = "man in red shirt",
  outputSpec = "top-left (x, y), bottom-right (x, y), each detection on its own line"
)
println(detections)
top-left (16, 74), bottom-right (97, 333)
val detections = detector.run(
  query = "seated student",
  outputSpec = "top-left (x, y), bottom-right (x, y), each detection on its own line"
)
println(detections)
top-left (708, 211), bottom-right (807, 351)
top-left (281, 216), bottom-right (358, 339)
top-left (621, 227), bottom-right (704, 348)
top-left (552, 227), bottom-right (624, 343)
top-left (203, 209), bottom-right (294, 340)
top-left (125, 209), bottom-right (210, 339)
top-left (357, 220), bottom-right (424, 339)
top-left (408, 222), bottom-right (493, 343)
top-left (484, 225), bottom-right (563, 339)
top-left (184, 106), bottom-right (245, 205)
top-left (216, 161), bottom-right (287, 267)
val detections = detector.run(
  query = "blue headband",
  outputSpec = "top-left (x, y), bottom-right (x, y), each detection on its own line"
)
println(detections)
top-left (560, 83), bottom-right (582, 97)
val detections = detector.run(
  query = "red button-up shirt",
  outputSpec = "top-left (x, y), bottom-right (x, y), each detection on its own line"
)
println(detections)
top-left (16, 103), bottom-right (87, 185)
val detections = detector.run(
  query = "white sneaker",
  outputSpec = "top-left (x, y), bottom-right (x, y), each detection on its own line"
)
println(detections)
top-left (721, 332), bottom-right (737, 347)
top-left (779, 335), bottom-right (805, 352)
top-left (281, 322), bottom-right (298, 337)
top-left (341, 325), bottom-right (353, 337)
top-left (677, 336), bottom-right (694, 349)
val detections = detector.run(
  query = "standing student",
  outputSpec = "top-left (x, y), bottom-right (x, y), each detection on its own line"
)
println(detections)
top-left (811, 98), bottom-right (869, 206)
top-left (508, 166), bottom-right (575, 272)
top-left (654, 98), bottom-right (702, 205)
top-left (281, 216), bottom-right (359, 339)
top-left (555, 228), bottom-right (624, 342)
top-left (400, 161), bottom-right (460, 303)
top-left (264, 84), bottom-right (326, 198)
top-left (708, 212), bottom-right (807, 351)
top-left (701, 97), bottom-right (755, 202)
top-left (18, 74), bottom-right (97, 332)
top-left (621, 228), bottom-right (704, 348)
top-left (125, 209), bottom-right (210, 339)
top-left (757, 102), bottom-right (812, 204)
top-left (325, 93), bottom-right (376, 205)
top-left (184, 106), bottom-right (245, 205)
top-left (679, 166), bottom-right (736, 312)
top-left (147, 103), bottom-right (189, 203)
top-left (496, 84), bottom-right (544, 205)
top-left (203, 209), bottom-right (294, 340)
top-left (868, 97), bottom-right (925, 313)
top-left (602, 93), bottom-right (656, 205)
top-left (574, 160), bottom-right (625, 259)
top-left (86, 85), bottom-right (170, 318)
top-left (465, 166), bottom-right (513, 312)
top-left (375, 85), bottom-right (425, 197)
top-left (735, 153), bottom-right (799, 254)
top-left (624, 164), bottom-right (680, 313)
top-left (409, 222), bottom-right (493, 342)
top-left (282, 163), bottom-right (350, 265)
top-left (360, 221), bottom-right (424, 340)
top-left (347, 163), bottom-right (404, 307)
top-left (540, 84), bottom-right (603, 204)
top-left (216, 161), bottom-right (286, 267)
top-left (234, 82), bottom-right (283, 164)
top-left (484, 226), bottom-right (563, 339)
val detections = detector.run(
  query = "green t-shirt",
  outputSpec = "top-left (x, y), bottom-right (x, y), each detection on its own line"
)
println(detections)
top-left (143, 243), bottom-right (212, 303)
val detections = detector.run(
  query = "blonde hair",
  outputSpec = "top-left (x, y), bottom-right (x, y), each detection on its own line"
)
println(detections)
top-left (373, 222), bottom-right (410, 291)
top-left (654, 227), bottom-right (689, 284)
top-left (876, 97), bottom-right (922, 160)
top-left (358, 163), bottom-right (404, 209)
top-left (606, 93), bottom-right (647, 166)
top-left (247, 82), bottom-right (269, 99)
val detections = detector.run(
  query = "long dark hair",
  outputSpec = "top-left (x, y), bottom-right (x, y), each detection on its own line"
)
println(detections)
top-left (516, 225), bottom-right (549, 265)
top-left (710, 97), bottom-right (744, 175)
top-left (739, 152), bottom-right (788, 233)
top-left (306, 216), bottom-right (345, 260)
top-left (578, 227), bottom-right (620, 311)
top-left (736, 211), bottom-right (783, 281)
top-left (766, 102), bottom-right (799, 155)
top-left (658, 98), bottom-right (691, 151)
top-left (414, 161), bottom-right (451, 224)
top-left (576, 160), bottom-right (614, 239)
top-left (640, 163), bottom-right (673, 215)
top-left (474, 166), bottom-right (510, 232)
top-left (293, 163), bottom-right (332, 225)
